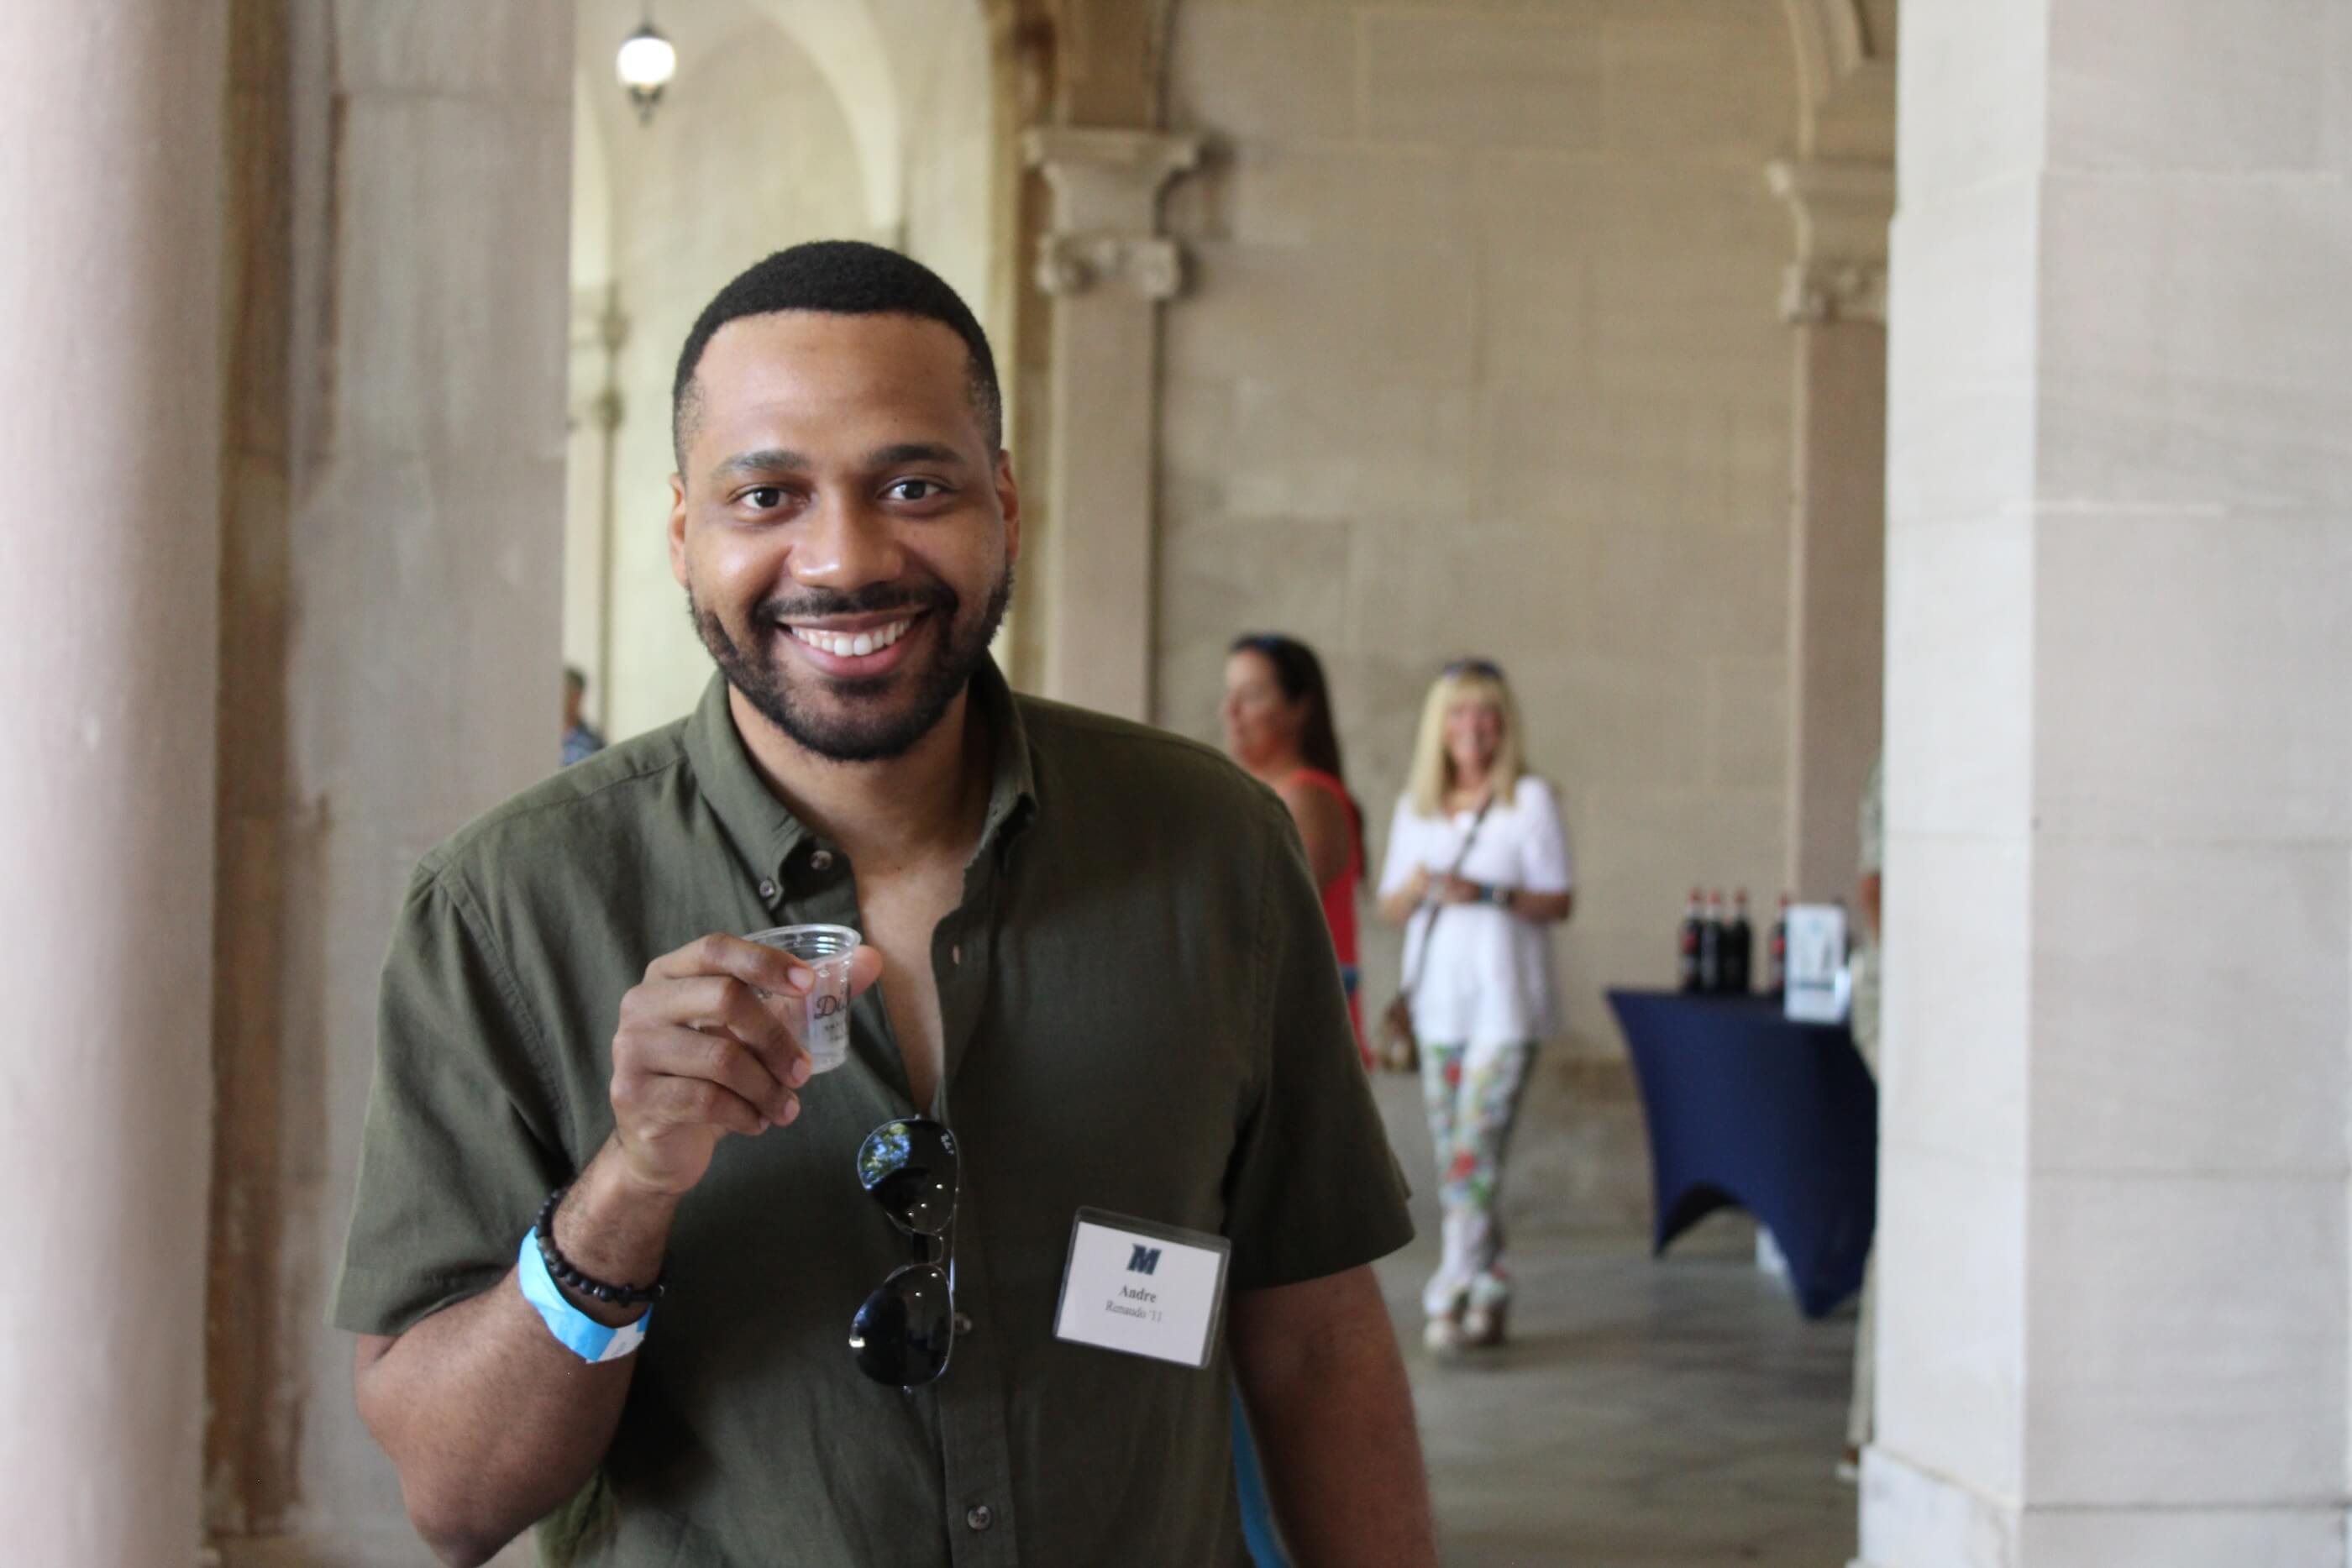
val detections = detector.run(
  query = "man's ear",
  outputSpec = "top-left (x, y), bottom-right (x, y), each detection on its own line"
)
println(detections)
top-left (995, 451), bottom-right (1021, 568)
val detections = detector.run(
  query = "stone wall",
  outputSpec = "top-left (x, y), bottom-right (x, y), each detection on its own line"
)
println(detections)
top-left (1156, 0), bottom-right (1805, 1225)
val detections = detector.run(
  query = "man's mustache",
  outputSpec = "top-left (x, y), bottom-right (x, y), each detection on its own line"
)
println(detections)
top-left (759, 581), bottom-right (957, 623)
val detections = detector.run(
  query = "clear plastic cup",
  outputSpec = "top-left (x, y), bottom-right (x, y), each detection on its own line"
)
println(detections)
top-left (745, 924), bottom-right (862, 1074)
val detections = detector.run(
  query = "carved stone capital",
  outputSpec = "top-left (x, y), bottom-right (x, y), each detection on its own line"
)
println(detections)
top-left (1024, 128), bottom-right (1201, 213)
top-left (1780, 259), bottom-right (1887, 325)
top-left (1767, 157), bottom-right (1893, 323)
top-left (1035, 232), bottom-right (1184, 300)
top-left (1023, 127), bottom-right (1202, 301)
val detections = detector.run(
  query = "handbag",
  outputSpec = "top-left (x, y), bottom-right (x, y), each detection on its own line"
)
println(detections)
top-left (1375, 795), bottom-right (1494, 1074)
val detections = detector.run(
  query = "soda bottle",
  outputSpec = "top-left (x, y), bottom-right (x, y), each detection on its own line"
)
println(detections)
top-left (1725, 889), bottom-right (1753, 994)
top-left (1767, 894), bottom-right (1790, 996)
top-left (1677, 889), bottom-right (1704, 993)
top-left (1697, 890), bottom-right (1726, 994)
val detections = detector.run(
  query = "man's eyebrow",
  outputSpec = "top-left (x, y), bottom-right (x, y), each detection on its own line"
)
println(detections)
top-left (710, 448), bottom-right (811, 482)
top-left (865, 442), bottom-right (967, 469)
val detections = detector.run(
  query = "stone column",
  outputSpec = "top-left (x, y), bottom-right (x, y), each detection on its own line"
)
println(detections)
top-left (203, 5), bottom-right (572, 1562)
top-left (0, 3), bottom-right (227, 1563)
top-left (1021, 127), bottom-right (1200, 720)
top-left (1770, 157), bottom-right (1891, 905)
top-left (1861, 2), bottom-right (2352, 1563)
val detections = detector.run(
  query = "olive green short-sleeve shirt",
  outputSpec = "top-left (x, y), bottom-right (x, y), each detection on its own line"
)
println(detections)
top-left (332, 662), bottom-right (1414, 1567)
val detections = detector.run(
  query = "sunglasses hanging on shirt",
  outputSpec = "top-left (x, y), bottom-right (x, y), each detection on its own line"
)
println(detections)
top-left (848, 1117), bottom-right (961, 1390)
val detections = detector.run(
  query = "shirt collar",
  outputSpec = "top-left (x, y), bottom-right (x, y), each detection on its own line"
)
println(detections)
top-left (681, 657), bottom-right (1040, 884)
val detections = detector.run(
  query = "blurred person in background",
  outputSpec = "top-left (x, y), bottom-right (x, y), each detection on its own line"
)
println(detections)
top-left (1222, 633), bottom-right (1368, 1067)
top-left (1376, 659), bottom-right (1572, 1355)
top-left (1217, 631), bottom-right (1368, 1566)
top-left (562, 665), bottom-right (606, 766)
top-left (1843, 753), bottom-right (1884, 1479)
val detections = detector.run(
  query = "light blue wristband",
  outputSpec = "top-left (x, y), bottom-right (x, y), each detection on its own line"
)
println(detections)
top-left (517, 1227), bottom-right (652, 1364)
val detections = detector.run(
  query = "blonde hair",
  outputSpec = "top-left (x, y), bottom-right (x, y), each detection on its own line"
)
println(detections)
top-left (1406, 664), bottom-right (1527, 817)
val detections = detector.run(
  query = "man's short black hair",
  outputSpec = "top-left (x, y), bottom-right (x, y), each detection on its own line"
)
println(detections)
top-left (671, 240), bottom-right (1002, 470)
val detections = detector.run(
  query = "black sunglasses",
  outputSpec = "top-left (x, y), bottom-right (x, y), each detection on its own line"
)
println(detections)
top-left (1444, 657), bottom-right (1504, 679)
top-left (848, 1117), bottom-right (960, 1389)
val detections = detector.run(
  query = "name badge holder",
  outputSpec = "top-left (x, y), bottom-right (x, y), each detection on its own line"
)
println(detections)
top-left (1052, 1208), bottom-right (1231, 1371)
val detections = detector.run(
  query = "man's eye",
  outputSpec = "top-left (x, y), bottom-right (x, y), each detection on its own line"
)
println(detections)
top-left (888, 479), bottom-right (945, 503)
top-left (745, 487), bottom-right (785, 509)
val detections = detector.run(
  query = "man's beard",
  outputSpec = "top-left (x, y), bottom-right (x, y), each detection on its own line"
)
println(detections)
top-left (690, 564), bottom-right (1013, 763)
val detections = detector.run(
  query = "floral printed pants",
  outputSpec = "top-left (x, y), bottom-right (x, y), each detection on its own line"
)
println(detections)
top-left (1417, 1040), bottom-right (1536, 1317)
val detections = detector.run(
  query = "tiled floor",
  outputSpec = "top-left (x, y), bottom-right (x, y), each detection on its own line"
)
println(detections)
top-left (1368, 1080), bottom-right (1860, 1568)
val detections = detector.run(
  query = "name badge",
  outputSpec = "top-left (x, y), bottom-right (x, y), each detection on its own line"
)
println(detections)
top-left (1053, 1209), bottom-right (1231, 1370)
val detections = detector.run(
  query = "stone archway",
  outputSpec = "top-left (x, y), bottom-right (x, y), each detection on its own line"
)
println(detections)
top-left (1781, 0), bottom-right (1896, 156)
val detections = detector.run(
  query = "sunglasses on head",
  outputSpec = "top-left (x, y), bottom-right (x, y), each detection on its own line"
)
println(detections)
top-left (1444, 658), bottom-right (1503, 679)
top-left (848, 1117), bottom-right (960, 1390)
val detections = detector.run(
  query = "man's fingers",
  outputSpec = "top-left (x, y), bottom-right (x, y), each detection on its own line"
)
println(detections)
top-left (670, 973), bottom-right (802, 1052)
top-left (638, 973), bottom-right (809, 1082)
top-left (619, 1021), bottom-right (797, 1124)
top-left (634, 1070), bottom-right (774, 1139)
top-left (645, 932), bottom-right (809, 995)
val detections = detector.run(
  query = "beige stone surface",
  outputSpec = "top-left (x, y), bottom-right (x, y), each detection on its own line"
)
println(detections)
top-left (1784, 319), bottom-right (1885, 905)
top-left (1167, 4), bottom-right (1359, 144)
top-left (1893, 0), bottom-right (2048, 201)
top-left (1362, 11), bottom-right (1608, 149)
top-left (0, 6), bottom-right (227, 1562)
top-left (1883, 176), bottom-right (2039, 527)
top-left (2032, 509), bottom-right (2352, 844)
top-left (2016, 1508), bottom-right (2346, 1568)
top-left (1168, 240), bottom-right (1479, 389)
top-left (2047, 0), bottom-right (2339, 173)
top-left (1603, 6), bottom-right (1797, 159)
top-left (1877, 835), bottom-right (2030, 1169)
top-left (1882, 516), bottom-right (2034, 841)
top-left (1872, 1148), bottom-right (2028, 1501)
top-left (2036, 172), bottom-right (2352, 514)
top-left (2029, 839), bottom-right (2348, 1176)
top-left (2025, 1170), bottom-right (2347, 1503)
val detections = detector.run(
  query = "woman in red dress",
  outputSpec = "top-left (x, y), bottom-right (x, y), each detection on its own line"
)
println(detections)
top-left (1221, 633), bottom-right (1367, 1066)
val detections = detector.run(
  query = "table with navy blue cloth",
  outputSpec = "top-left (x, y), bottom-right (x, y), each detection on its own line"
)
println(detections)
top-left (1606, 989), bottom-right (1877, 1319)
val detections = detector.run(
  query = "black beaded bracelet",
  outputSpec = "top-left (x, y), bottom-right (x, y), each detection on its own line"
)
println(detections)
top-left (535, 1187), bottom-right (668, 1308)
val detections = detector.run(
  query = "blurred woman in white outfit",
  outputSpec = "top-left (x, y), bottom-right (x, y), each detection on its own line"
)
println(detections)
top-left (1376, 659), bottom-right (1572, 1353)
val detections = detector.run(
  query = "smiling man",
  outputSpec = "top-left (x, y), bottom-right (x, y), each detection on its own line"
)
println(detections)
top-left (333, 242), bottom-right (1435, 1568)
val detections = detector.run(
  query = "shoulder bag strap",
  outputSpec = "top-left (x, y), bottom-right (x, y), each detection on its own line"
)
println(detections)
top-left (1401, 793), bottom-right (1495, 1000)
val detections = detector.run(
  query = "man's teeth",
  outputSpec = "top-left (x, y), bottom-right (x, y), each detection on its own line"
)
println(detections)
top-left (790, 618), bottom-right (914, 658)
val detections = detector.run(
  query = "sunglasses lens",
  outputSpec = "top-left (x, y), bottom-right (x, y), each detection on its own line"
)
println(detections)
top-left (856, 1118), bottom-right (958, 1236)
top-left (850, 1263), bottom-right (955, 1388)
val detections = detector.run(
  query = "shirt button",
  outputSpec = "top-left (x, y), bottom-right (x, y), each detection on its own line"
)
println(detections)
top-left (965, 1505), bottom-right (993, 1533)
top-left (757, 878), bottom-right (779, 902)
top-left (950, 943), bottom-right (963, 966)
top-left (809, 849), bottom-right (834, 871)
top-left (953, 1311), bottom-right (974, 1335)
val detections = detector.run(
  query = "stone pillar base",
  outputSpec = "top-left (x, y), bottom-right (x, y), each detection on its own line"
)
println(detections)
top-left (1856, 1447), bottom-right (2347, 1568)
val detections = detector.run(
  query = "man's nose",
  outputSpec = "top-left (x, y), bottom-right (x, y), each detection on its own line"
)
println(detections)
top-left (790, 492), bottom-right (906, 593)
